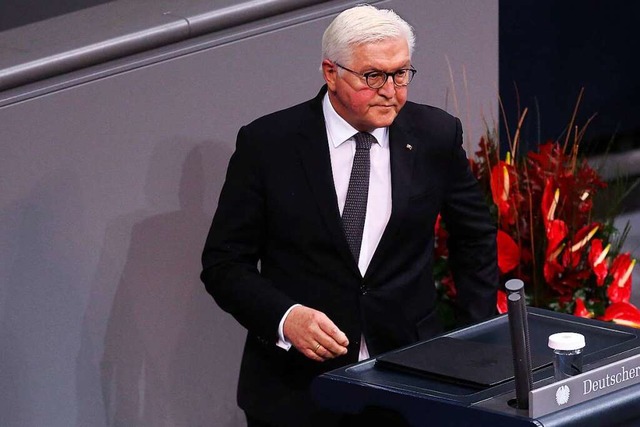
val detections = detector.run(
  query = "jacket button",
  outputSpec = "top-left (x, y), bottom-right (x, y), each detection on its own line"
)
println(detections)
top-left (360, 285), bottom-right (368, 295)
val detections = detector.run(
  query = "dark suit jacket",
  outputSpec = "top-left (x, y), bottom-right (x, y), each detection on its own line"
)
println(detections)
top-left (201, 86), bottom-right (498, 425)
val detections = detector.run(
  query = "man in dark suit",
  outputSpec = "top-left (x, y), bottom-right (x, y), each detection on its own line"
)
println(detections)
top-left (201, 4), bottom-right (498, 426)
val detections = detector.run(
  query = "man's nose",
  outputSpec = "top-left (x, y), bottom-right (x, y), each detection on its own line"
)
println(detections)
top-left (377, 77), bottom-right (396, 97)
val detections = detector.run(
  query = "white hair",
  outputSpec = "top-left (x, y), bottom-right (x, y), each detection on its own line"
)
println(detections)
top-left (321, 4), bottom-right (415, 67)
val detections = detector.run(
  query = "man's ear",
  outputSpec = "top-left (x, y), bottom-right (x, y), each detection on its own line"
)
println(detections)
top-left (322, 59), bottom-right (338, 91)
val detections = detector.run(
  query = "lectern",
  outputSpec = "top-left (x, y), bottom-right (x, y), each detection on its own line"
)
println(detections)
top-left (312, 308), bottom-right (640, 426)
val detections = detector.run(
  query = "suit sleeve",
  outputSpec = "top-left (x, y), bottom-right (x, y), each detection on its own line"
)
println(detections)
top-left (441, 118), bottom-right (499, 325)
top-left (200, 125), bottom-right (296, 342)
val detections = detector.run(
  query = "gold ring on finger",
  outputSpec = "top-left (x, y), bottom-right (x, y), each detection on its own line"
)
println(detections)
top-left (314, 343), bottom-right (321, 353)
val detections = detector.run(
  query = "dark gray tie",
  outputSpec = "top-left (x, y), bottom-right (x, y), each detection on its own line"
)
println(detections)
top-left (342, 132), bottom-right (376, 262)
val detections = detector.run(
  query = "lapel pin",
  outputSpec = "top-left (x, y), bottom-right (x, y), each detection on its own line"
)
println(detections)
top-left (405, 144), bottom-right (413, 151)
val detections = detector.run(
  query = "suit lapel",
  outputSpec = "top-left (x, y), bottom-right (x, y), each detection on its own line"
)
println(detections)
top-left (365, 117), bottom-right (417, 280)
top-left (294, 90), bottom-right (360, 274)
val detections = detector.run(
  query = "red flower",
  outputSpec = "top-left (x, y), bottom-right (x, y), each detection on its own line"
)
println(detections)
top-left (527, 141), bottom-right (558, 171)
top-left (588, 239), bottom-right (609, 286)
top-left (541, 178), bottom-right (559, 227)
top-left (440, 275), bottom-right (457, 299)
top-left (434, 214), bottom-right (449, 259)
top-left (434, 123), bottom-right (634, 324)
top-left (607, 254), bottom-right (636, 303)
top-left (571, 224), bottom-right (600, 252)
top-left (544, 258), bottom-right (564, 286)
top-left (545, 220), bottom-right (568, 261)
top-left (573, 298), bottom-right (592, 318)
top-left (543, 218), bottom-right (568, 285)
top-left (601, 302), bottom-right (640, 328)
top-left (496, 290), bottom-right (508, 314)
top-left (497, 230), bottom-right (520, 274)
top-left (563, 224), bottom-right (599, 269)
top-left (490, 161), bottom-right (516, 225)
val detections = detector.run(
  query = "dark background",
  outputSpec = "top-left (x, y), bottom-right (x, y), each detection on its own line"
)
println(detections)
top-left (499, 0), bottom-right (640, 156)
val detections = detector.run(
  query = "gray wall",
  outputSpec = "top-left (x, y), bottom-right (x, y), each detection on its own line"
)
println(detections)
top-left (0, 1), bottom-right (498, 426)
top-left (0, 0), bottom-right (115, 32)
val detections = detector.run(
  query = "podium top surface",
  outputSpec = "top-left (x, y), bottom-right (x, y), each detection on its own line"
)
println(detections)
top-left (312, 308), bottom-right (640, 427)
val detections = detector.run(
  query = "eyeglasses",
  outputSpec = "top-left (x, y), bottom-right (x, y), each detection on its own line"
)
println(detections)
top-left (334, 62), bottom-right (417, 89)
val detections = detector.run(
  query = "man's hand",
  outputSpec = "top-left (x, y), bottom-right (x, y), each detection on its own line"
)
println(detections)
top-left (283, 305), bottom-right (349, 362)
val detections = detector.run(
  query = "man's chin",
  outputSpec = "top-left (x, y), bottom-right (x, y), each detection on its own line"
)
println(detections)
top-left (354, 111), bottom-right (400, 131)
top-left (371, 113), bottom-right (398, 128)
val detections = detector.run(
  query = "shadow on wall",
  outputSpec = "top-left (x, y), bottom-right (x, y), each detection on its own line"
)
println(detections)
top-left (75, 140), bottom-right (246, 427)
top-left (0, 170), bottom-right (86, 427)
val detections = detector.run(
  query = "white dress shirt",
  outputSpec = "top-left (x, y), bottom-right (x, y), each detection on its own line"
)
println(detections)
top-left (277, 93), bottom-right (392, 361)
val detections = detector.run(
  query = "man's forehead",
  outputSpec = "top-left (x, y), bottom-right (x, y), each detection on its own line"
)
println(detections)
top-left (350, 42), bottom-right (411, 69)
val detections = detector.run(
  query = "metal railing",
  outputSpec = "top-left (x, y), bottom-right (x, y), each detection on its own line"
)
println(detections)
top-left (0, 0), bottom-right (331, 92)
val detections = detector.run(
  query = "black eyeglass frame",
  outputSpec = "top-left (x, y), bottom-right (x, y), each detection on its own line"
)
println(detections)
top-left (334, 62), bottom-right (417, 89)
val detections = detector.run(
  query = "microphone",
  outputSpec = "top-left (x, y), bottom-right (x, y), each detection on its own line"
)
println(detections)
top-left (505, 278), bottom-right (526, 299)
top-left (506, 280), bottom-right (533, 409)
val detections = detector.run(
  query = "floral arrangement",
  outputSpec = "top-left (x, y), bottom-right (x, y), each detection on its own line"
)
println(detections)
top-left (435, 99), bottom-right (639, 327)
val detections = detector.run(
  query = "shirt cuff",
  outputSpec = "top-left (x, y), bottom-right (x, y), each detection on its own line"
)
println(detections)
top-left (276, 304), bottom-right (301, 351)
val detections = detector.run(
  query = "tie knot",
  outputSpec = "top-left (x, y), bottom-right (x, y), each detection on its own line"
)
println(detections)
top-left (353, 132), bottom-right (376, 150)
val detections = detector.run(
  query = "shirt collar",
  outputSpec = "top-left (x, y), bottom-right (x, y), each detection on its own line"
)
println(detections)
top-left (322, 93), bottom-right (388, 148)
